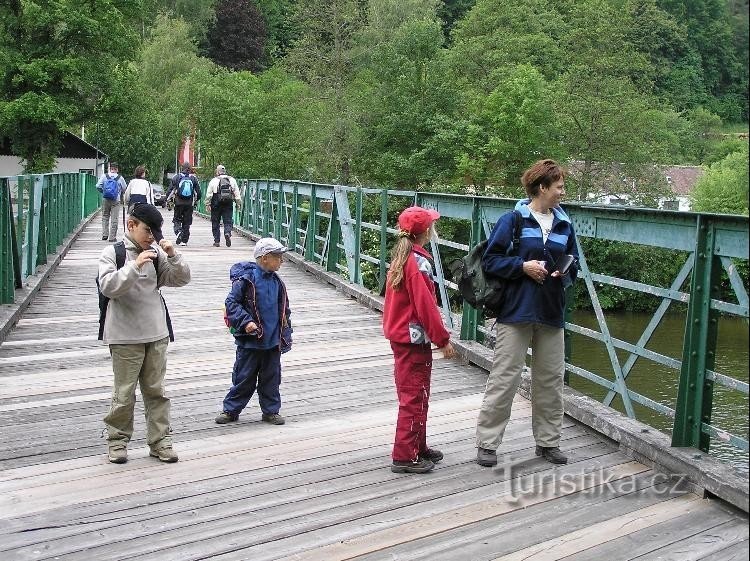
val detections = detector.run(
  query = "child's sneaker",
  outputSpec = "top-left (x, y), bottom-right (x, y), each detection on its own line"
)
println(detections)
top-left (261, 413), bottom-right (285, 425)
top-left (215, 411), bottom-right (238, 424)
top-left (391, 458), bottom-right (435, 473)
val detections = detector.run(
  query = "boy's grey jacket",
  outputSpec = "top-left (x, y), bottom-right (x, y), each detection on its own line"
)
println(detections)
top-left (98, 236), bottom-right (191, 344)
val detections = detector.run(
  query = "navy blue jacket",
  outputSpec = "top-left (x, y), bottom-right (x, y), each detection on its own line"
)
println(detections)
top-left (482, 200), bottom-right (579, 328)
top-left (224, 261), bottom-right (292, 352)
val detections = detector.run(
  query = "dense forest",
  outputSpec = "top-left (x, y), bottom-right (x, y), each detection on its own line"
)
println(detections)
top-left (1, 0), bottom-right (748, 212)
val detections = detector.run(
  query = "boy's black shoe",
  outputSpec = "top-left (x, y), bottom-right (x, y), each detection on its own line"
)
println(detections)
top-left (213, 241), bottom-right (220, 247)
top-left (102, 235), bottom-right (108, 240)
top-left (391, 458), bottom-right (435, 474)
top-left (215, 411), bottom-right (238, 424)
top-left (225, 234), bottom-right (232, 247)
top-left (262, 413), bottom-right (285, 425)
top-left (419, 448), bottom-right (443, 463)
top-left (477, 447), bottom-right (497, 467)
top-left (535, 445), bottom-right (568, 464)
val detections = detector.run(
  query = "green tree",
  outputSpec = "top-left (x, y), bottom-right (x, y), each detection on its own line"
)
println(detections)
top-left (657, 0), bottom-right (748, 121)
top-left (690, 144), bottom-right (749, 214)
top-left (354, 18), bottom-right (456, 187)
top-left (284, 0), bottom-right (366, 182)
top-left (256, 0), bottom-right (298, 59)
top-left (453, 64), bottom-right (562, 192)
top-left (90, 64), bottom-right (162, 179)
top-left (0, 0), bottom-right (139, 172)
top-left (205, 0), bottom-right (267, 72)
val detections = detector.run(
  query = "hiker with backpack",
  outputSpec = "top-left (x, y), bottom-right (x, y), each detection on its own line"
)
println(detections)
top-left (475, 159), bottom-right (579, 469)
top-left (166, 162), bottom-right (202, 246)
top-left (123, 165), bottom-right (153, 213)
top-left (382, 206), bottom-right (456, 474)
top-left (97, 203), bottom-right (191, 464)
top-left (96, 161), bottom-right (127, 242)
top-left (214, 237), bottom-right (292, 426)
top-left (204, 164), bottom-right (242, 247)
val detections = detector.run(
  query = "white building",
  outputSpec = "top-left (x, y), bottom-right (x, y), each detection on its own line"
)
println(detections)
top-left (0, 132), bottom-right (107, 177)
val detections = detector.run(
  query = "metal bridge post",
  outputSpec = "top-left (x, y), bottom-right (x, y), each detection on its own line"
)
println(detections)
top-left (304, 184), bottom-right (317, 261)
top-left (378, 190), bottom-right (388, 293)
top-left (460, 199), bottom-right (481, 341)
top-left (673, 215), bottom-right (720, 451)
top-left (0, 179), bottom-right (14, 304)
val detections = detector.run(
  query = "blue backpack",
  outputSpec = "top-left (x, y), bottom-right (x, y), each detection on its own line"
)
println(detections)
top-left (102, 174), bottom-right (120, 200)
top-left (178, 174), bottom-right (194, 199)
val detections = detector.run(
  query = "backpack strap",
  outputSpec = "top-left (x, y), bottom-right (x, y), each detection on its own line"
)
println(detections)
top-left (509, 210), bottom-right (522, 255)
top-left (98, 242), bottom-right (127, 340)
top-left (114, 241), bottom-right (126, 269)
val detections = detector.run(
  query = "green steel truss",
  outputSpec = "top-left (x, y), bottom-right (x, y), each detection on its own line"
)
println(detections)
top-left (3, 174), bottom-right (748, 459)
top-left (1, 173), bottom-right (99, 303)
top-left (226, 179), bottom-right (748, 457)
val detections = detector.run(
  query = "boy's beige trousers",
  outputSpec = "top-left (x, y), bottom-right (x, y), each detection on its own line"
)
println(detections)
top-left (104, 337), bottom-right (172, 450)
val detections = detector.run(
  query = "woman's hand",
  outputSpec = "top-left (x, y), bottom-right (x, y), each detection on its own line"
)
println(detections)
top-left (244, 321), bottom-right (259, 334)
top-left (523, 260), bottom-right (548, 284)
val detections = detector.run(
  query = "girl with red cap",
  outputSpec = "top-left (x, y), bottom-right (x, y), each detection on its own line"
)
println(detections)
top-left (383, 206), bottom-right (456, 473)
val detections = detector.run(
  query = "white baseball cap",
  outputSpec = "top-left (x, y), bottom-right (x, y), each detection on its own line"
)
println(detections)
top-left (216, 164), bottom-right (227, 175)
top-left (254, 237), bottom-right (288, 258)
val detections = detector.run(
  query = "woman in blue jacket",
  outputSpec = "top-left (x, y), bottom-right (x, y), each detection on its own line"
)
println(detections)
top-left (475, 159), bottom-right (579, 467)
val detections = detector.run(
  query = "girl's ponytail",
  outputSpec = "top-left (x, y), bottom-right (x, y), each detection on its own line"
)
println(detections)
top-left (388, 230), bottom-right (414, 289)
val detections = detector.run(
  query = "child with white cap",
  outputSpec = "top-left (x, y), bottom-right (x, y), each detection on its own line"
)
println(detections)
top-left (215, 237), bottom-right (293, 425)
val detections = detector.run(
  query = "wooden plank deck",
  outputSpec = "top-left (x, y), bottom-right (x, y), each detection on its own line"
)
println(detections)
top-left (0, 211), bottom-right (747, 561)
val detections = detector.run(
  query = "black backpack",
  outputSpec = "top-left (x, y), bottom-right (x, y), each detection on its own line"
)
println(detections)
top-left (217, 176), bottom-right (233, 203)
top-left (448, 210), bottom-right (522, 316)
top-left (96, 242), bottom-right (174, 341)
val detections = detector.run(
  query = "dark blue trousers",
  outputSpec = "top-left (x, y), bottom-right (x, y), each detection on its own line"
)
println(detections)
top-left (211, 204), bottom-right (234, 242)
top-left (222, 347), bottom-right (282, 416)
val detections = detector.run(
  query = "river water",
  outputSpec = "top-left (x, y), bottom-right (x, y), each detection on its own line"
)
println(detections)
top-left (567, 311), bottom-right (749, 473)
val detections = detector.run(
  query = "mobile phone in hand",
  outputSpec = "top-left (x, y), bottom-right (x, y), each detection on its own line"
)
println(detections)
top-left (555, 254), bottom-right (575, 275)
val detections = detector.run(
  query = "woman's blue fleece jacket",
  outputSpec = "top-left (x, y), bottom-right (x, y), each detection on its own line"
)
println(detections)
top-left (482, 199), bottom-right (579, 328)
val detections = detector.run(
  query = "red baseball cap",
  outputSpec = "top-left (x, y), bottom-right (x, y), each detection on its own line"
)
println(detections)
top-left (397, 206), bottom-right (440, 235)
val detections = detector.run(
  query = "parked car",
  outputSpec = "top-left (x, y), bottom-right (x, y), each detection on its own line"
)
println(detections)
top-left (152, 184), bottom-right (166, 207)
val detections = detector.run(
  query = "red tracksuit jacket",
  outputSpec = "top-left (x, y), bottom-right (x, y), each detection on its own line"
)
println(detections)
top-left (382, 244), bottom-right (450, 348)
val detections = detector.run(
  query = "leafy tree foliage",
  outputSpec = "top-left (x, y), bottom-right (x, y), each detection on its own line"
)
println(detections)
top-left (0, 0), bottom-right (139, 172)
top-left (205, 0), bottom-right (268, 72)
top-left (690, 144), bottom-right (749, 215)
top-left (256, 0), bottom-right (298, 59)
top-left (354, 18), bottom-right (455, 188)
top-left (284, 0), bottom-right (366, 182)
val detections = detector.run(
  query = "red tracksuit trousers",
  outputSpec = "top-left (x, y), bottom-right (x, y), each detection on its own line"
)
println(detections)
top-left (390, 342), bottom-right (432, 462)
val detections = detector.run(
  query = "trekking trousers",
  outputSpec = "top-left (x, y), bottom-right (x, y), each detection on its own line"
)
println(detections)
top-left (211, 204), bottom-right (234, 242)
top-left (101, 198), bottom-right (121, 241)
top-left (390, 341), bottom-right (432, 462)
top-left (172, 204), bottom-right (194, 243)
top-left (104, 337), bottom-right (172, 449)
top-left (476, 322), bottom-right (565, 451)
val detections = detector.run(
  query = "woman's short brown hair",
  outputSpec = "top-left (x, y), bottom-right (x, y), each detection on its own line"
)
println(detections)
top-left (134, 165), bottom-right (147, 178)
top-left (521, 159), bottom-right (566, 198)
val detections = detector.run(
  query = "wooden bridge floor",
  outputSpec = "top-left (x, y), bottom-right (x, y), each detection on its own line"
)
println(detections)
top-left (0, 211), bottom-right (747, 561)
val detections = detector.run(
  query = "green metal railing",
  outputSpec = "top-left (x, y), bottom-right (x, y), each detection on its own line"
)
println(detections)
top-left (227, 179), bottom-right (748, 460)
top-left (1, 173), bottom-right (100, 304)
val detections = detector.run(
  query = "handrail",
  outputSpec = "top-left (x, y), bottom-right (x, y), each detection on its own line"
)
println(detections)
top-left (226, 178), bottom-right (748, 463)
top-left (0, 173), bottom-right (99, 303)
